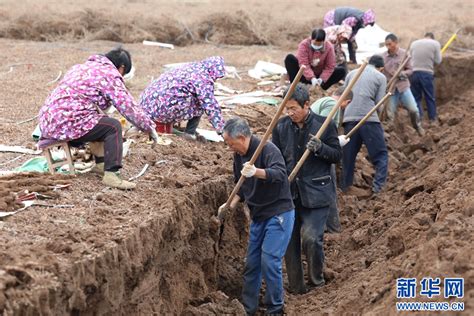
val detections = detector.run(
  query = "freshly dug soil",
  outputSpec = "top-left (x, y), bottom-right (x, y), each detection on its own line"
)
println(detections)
top-left (0, 37), bottom-right (472, 315)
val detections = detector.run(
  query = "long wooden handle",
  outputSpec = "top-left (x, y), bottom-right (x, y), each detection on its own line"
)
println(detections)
top-left (346, 92), bottom-right (392, 138)
top-left (224, 66), bottom-right (306, 207)
top-left (386, 54), bottom-right (410, 90)
top-left (288, 60), bottom-right (368, 182)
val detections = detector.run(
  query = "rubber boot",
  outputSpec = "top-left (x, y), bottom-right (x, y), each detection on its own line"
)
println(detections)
top-left (103, 171), bottom-right (136, 190)
top-left (409, 111), bottom-right (425, 136)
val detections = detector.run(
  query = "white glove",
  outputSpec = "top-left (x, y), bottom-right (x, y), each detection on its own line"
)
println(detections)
top-left (241, 162), bottom-right (257, 178)
top-left (311, 77), bottom-right (323, 87)
top-left (217, 203), bottom-right (228, 221)
top-left (338, 135), bottom-right (350, 147)
top-left (149, 129), bottom-right (159, 147)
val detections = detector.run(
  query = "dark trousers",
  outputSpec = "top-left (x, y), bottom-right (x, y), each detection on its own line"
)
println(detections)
top-left (410, 71), bottom-right (436, 121)
top-left (342, 121), bottom-right (388, 193)
top-left (284, 54), bottom-right (346, 90)
top-left (321, 66), bottom-right (346, 90)
top-left (347, 40), bottom-right (357, 63)
top-left (70, 117), bottom-right (123, 172)
top-left (326, 164), bottom-right (341, 233)
top-left (185, 116), bottom-right (201, 135)
top-left (285, 199), bottom-right (329, 294)
top-left (285, 54), bottom-right (311, 85)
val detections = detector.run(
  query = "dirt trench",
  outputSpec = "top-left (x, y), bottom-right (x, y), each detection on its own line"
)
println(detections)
top-left (1, 177), bottom-right (249, 315)
top-left (0, 48), bottom-right (472, 315)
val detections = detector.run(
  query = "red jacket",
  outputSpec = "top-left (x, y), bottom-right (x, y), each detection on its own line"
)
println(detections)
top-left (296, 38), bottom-right (336, 82)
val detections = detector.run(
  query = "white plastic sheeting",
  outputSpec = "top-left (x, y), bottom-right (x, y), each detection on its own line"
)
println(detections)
top-left (247, 61), bottom-right (287, 80)
top-left (343, 24), bottom-right (391, 64)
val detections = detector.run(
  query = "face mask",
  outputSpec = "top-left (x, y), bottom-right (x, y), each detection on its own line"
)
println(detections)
top-left (123, 66), bottom-right (135, 82)
top-left (311, 43), bottom-right (323, 50)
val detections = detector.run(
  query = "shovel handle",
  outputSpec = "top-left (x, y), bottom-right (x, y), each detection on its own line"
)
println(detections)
top-left (288, 60), bottom-right (368, 182)
top-left (346, 92), bottom-right (392, 138)
top-left (224, 65), bottom-right (307, 208)
top-left (386, 54), bottom-right (410, 90)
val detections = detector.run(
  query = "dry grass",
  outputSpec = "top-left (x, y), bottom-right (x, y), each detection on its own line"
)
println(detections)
top-left (0, 0), bottom-right (472, 48)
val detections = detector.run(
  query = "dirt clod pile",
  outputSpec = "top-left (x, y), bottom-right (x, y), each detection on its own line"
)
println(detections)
top-left (0, 9), bottom-right (319, 47)
top-left (0, 19), bottom-right (472, 313)
top-left (286, 56), bottom-right (474, 315)
top-left (0, 173), bottom-right (72, 211)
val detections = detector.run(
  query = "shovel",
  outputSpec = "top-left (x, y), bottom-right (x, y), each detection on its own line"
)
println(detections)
top-left (343, 92), bottom-right (392, 140)
top-left (380, 40), bottom-right (413, 121)
top-left (212, 66), bottom-right (306, 224)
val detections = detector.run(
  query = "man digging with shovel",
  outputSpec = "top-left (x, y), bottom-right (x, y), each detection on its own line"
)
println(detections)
top-left (341, 55), bottom-right (389, 195)
top-left (382, 33), bottom-right (425, 136)
top-left (272, 83), bottom-right (342, 294)
top-left (218, 117), bottom-right (295, 315)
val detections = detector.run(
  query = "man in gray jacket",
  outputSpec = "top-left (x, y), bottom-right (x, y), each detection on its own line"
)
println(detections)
top-left (410, 32), bottom-right (442, 124)
top-left (341, 55), bottom-right (388, 194)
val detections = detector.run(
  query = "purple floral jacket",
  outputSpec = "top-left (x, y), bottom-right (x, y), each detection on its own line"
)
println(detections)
top-left (139, 56), bottom-right (226, 133)
top-left (39, 55), bottom-right (155, 141)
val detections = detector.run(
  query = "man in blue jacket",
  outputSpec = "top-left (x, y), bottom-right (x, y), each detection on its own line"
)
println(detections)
top-left (219, 117), bottom-right (295, 315)
top-left (272, 84), bottom-right (342, 294)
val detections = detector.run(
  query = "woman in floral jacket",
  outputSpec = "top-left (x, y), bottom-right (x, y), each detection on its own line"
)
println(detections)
top-left (39, 48), bottom-right (158, 190)
top-left (139, 56), bottom-right (226, 139)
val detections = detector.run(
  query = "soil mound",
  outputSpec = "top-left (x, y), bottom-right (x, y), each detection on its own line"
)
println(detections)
top-left (0, 10), bottom-right (185, 44)
top-left (0, 9), bottom-right (319, 47)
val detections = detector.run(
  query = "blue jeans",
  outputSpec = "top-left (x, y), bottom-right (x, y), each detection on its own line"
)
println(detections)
top-left (410, 71), bottom-right (436, 120)
top-left (342, 121), bottom-right (388, 193)
top-left (326, 164), bottom-right (341, 233)
top-left (387, 89), bottom-right (420, 119)
top-left (285, 200), bottom-right (329, 294)
top-left (242, 210), bottom-right (295, 315)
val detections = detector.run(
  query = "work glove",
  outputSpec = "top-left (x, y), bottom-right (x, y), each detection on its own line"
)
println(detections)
top-left (149, 129), bottom-right (159, 148)
top-left (217, 203), bottom-right (228, 221)
top-left (338, 135), bottom-right (350, 147)
top-left (311, 77), bottom-right (323, 87)
top-left (306, 137), bottom-right (322, 153)
top-left (241, 162), bottom-right (257, 178)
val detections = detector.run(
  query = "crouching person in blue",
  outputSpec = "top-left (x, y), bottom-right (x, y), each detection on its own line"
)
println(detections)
top-left (218, 117), bottom-right (295, 315)
top-left (272, 83), bottom-right (342, 294)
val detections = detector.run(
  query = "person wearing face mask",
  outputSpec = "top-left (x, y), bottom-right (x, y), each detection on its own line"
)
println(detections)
top-left (38, 47), bottom-right (158, 190)
top-left (139, 56), bottom-right (226, 140)
top-left (284, 28), bottom-right (346, 91)
top-left (272, 83), bottom-right (342, 294)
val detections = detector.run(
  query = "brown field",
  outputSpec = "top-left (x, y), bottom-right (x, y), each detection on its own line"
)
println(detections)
top-left (0, 0), bottom-right (473, 315)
